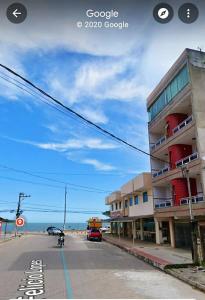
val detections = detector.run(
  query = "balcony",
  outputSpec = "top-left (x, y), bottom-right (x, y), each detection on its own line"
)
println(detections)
top-left (151, 135), bottom-right (166, 151)
top-left (155, 198), bottom-right (173, 208)
top-left (175, 152), bottom-right (198, 168)
top-left (152, 166), bottom-right (170, 178)
top-left (180, 194), bottom-right (205, 205)
top-left (150, 115), bottom-right (193, 152)
top-left (172, 115), bottom-right (193, 135)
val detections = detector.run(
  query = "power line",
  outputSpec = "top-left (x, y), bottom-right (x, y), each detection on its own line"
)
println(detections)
top-left (0, 64), bottom-right (167, 163)
top-left (0, 164), bottom-right (112, 193)
top-left (0, 174), bottom-right (109, 193)
top-left (0, 72), bottom-right (119, 144)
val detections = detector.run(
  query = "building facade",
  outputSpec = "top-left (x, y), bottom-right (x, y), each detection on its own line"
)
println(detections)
top-left (147, 49), bottom-right (205, 261)
top-left (105, 173), bottom-right (155, 242)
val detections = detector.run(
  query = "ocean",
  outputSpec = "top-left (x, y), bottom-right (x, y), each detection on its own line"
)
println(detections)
top-left (0, 222), bottom-right (87, 233)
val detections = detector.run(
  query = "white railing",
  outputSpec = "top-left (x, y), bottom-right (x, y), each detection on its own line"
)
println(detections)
top-left (175, 152), bottom-right (198, 168)
top-left (151, 135), bottom-right (166, 151)
top-left (152, 166), bottom-right (170, 178)
top-left (172, 115), bottom-right (193, 134)
top-left (155, 199), bottom-right (173, 208)
top-left (180, 194), bottom-right (205, 205)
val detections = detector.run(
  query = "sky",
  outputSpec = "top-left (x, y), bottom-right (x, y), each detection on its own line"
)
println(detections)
top-left (0, 0), bottom-right (205, 223)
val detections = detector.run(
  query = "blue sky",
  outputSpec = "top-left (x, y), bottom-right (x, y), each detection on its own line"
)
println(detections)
top-left (0, 0), bottom-right (204, 223)
top-left (0, 49), bottom-right (151, 223)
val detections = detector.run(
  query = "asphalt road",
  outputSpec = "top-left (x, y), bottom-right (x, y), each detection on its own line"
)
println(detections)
top-left (0, 233), bottom-right (205, 299)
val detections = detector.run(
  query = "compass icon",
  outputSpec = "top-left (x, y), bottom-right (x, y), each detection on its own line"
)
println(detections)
top-left (158, 8), bottom-right (169, 19)
top-left (153, 3), bottom-right (174, 23)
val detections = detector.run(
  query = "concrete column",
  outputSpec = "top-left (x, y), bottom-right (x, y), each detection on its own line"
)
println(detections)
top-left (110, 222), bottom-right (113, 234)
top-left (140, 219), bottom-right (144, 241)
top-left (169, 218), bottom-right (176, 248)
top-left (132, 221), bottom-right (136, 245)
top-left (154, 218), bottom-right (163, 244)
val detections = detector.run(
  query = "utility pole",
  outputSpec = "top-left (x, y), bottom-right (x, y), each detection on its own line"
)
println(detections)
top-left (181, 165), bottom-right (199, 264)
top-left (15, 192), bottom-right (31, 237)
top-left (63, 186), bottom-right (67, 231)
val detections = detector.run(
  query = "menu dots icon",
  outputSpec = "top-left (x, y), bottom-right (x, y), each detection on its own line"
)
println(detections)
top-left (178, 3), bottom-right (199, 24)
top-left (187, 9), bottom-right (190, 19)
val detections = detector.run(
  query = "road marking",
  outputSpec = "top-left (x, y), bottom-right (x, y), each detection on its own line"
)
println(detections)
top-left (60, 248), bottom-right (73, 299)
top-left (16, 259), bottom-right (46, 299)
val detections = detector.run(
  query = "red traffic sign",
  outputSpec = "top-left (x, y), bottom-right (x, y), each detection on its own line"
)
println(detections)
top-left (16, 217), bottom-right (25, 227)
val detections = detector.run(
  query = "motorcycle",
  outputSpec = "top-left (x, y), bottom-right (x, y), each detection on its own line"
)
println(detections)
top-left (58, 236), bottom-right (64, 248)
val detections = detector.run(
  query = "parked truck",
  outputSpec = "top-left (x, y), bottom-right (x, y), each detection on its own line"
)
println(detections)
top-left (87, 217), bottom-right (102, 242)
top-left (87, 217), bottom-right (102, 229)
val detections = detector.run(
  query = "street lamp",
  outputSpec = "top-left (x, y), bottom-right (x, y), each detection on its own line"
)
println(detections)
top-left (181, 165), bottom-right (199, 264)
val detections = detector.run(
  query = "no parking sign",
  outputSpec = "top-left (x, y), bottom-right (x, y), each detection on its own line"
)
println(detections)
top-left (16, 217), bottom-right (25, 227)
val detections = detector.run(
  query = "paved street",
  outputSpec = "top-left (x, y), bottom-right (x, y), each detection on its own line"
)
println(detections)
top-left (0, 234), bottom-right (205, 299)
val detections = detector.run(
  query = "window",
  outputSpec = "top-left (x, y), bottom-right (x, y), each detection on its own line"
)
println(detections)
top-left (148, 65), bottom-right (189, 121)
top-left (119, 201), bottom-right (122, 209)
top-left (125, 200), bottom-right (128, 208)
top-left (134, 195), bottom-right (139, 205)
top-left (129, 197), bottom-right (133, 206)
top-left (115, 203), bottom-right (118, 210)
top-left (143, 192), bottom-right (148, 203)
top-left (111, 204), bottom-right (114, 211)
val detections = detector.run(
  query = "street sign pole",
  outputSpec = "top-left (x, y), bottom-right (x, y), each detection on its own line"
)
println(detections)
top-left (63, 186), bottom-right (67, 231)
top-left (15, 193), bottom-right (30, 237)
top-left (0, 221), bottom-right (2, 239)
top-left (181, 165), bottom-right (199, 264)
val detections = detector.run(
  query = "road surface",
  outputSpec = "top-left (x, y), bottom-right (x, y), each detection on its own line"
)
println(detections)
top-left (0, 233), bottom-right (204, 299)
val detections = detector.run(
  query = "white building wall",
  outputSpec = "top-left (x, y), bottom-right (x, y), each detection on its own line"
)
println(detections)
top-left (129, 188), bottom-right (154, 217)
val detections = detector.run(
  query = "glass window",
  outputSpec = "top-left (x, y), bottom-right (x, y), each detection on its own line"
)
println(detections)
top-left (148, 65), bottom-right (189, 121)
top-left (119, 201), bottom-right (121, 209)
top-left (165, 84), bottom-right (172, 103)
top-left (111, 204), bottom-right (113, 211)
top-left (115, 203), bottom-right (118, 210)
top-left (143, 192), bottom-right (148, 203)
top-left (170, 77), bottom-right (178, 98)
top-left (129, 197), bottom-right (133, 206)
top-left (134, 195), bottom-right (139, 205)
top-left (125, 200), bottom-right (128, 208)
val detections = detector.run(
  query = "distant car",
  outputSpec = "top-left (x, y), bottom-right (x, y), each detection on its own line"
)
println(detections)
top-left (47, 227), bottom-right (62, 235)
top-left (87, 228), bottom-right (102, 241)
top-left (100, 226), bottom-right (110, 233)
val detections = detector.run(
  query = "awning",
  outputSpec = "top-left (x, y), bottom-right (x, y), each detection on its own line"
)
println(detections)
top-left (110, 215), bottom-right (154, 222)
top-left (0, 217), bottom-right (15, 223)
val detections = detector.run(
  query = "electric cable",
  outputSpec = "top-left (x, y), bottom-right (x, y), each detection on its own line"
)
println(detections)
top-left (0, 64), bottom-right (168, 163)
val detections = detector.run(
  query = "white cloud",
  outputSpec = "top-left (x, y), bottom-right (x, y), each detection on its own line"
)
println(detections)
top-left (76, 107), bottom-right (108, 124)
top-left (81, 159), bottom-right (116, 171)
top-left (3, 136), bottom-right (118, 152)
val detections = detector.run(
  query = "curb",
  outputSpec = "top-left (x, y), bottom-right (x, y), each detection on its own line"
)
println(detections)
top-left (103, 237), bottom-right (169, 270)
top-left (165, 268), bottom-right (205, 293)
top-left (103, 237), bottom-right (205, 294)
top-left (0, 235), bottom-right (17, 244)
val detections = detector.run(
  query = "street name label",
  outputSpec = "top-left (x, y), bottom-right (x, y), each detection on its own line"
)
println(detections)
top-left (16, 259), bottom-right (46, 299)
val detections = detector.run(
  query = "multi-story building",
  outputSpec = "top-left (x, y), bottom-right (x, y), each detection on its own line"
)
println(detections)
top-left (105, 173), bottom-right (155, 242)
top-left (147, 49), bottom-right (205, 260)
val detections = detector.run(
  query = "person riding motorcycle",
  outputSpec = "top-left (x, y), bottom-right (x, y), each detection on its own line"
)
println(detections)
top-left (58, 231), bottom-right (65, 246)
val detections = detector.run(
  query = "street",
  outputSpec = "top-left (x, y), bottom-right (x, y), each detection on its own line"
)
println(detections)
top-left (0, 234), bottom-right (204, 299)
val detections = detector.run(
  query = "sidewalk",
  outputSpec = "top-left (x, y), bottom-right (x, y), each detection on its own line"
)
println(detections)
top-left (103, 234), bottom-right (192, 269)
top-left (103, 234), bottom-right (205, 294)
top-left (0, 233), bottom-right (16, 244)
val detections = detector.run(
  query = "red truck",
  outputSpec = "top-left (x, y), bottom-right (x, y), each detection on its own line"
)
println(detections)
top-left (87, 228), bottom-right (102, 242)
